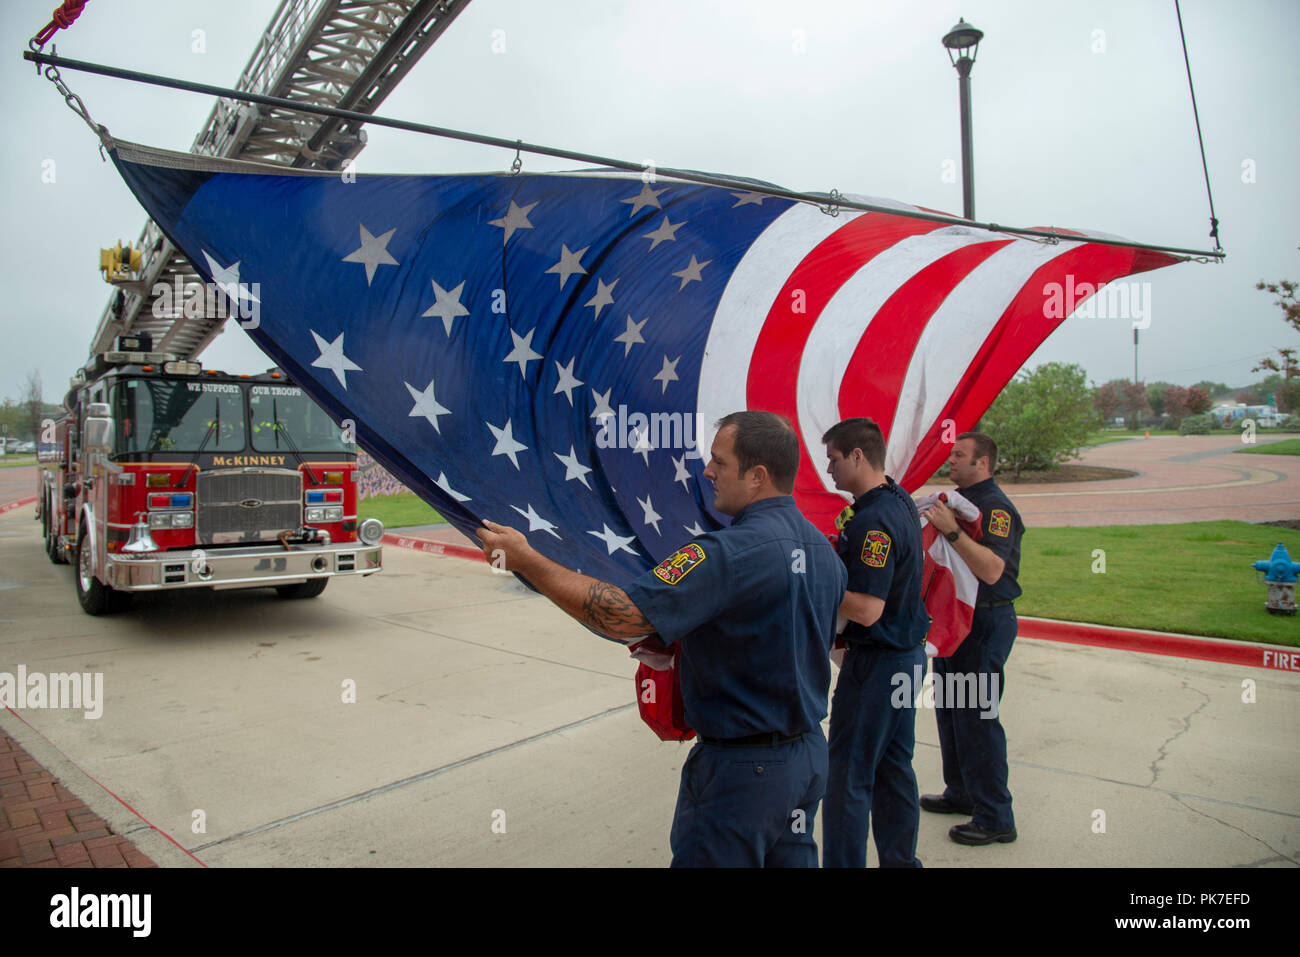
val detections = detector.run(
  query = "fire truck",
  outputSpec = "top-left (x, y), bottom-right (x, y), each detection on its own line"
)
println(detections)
top-left (38, 334), bottom-right (383, 615)
top-left (31, 2), bottom-right (476, 612)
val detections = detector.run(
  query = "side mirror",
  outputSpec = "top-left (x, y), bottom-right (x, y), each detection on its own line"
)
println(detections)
top-left (84, 402), bottom-right (114, 454)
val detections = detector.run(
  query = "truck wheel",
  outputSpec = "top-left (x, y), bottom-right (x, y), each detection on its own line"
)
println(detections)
top-left (75, 529), bottom-right (126, 615)
top-left (276, 578), bottom-right (328, 600)
top-left (44, 494), bottom-right (66, 564)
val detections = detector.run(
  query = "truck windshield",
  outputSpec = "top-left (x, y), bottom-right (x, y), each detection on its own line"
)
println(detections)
top-left (116, 379), bottom-right (246, 453)
top-left (249, 386), bottom-right (352, 453)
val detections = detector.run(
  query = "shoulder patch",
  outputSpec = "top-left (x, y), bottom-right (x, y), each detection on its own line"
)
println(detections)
top-left (861, 530), bottom-right (891, 567)
top-left (653, 543), bottom-right (707, 585)
top-left (989, 509), bottom-right (1011, 537)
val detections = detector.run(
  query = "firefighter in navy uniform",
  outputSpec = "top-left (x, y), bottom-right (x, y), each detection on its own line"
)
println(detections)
top-left (820, 418), bottom-right (928, 868)
top-left (919, 431), bottom-right (1024, 845)
top-left (477, 411), bottom-right (847, 867)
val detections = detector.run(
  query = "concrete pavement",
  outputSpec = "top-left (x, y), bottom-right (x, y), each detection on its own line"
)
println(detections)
top-left (1, 503), bottom-right (1296, 867)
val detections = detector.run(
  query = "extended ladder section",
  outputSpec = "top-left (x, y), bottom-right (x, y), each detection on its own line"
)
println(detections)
top-left (88, 0), bottom-right (470, 362)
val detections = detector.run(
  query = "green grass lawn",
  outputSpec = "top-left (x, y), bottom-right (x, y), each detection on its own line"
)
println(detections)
top-left (0, 455), bottom-right (37, 469)
top-left (359, 491), bottom-right (444, 529)
top-left (1018, 521), bottom-right (1300, 645)
top-left (1235, 438), bottom-right (1300, 456)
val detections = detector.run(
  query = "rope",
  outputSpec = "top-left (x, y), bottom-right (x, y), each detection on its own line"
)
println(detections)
top-left (1175, 0), bottom-right (1222, 254)
top-left (31, 0), bottom-right (89, 48)
top-left (22, 48), bottom-right (1227, 261)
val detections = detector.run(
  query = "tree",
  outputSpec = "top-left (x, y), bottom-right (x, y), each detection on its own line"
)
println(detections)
top-left (23, 370), bottom-right (43, 443)
top-left (1122, 380), bottom-right (1150, 430)
top-left (1163, 385), bottom-right (1190, 428)
top-left (1146, 381), bottom-right (1175, 419)
top-left (1191, 380), bottom-right (1229, 399)
top-left (1236, 389), bottom-right (1261, 406)
top-left (1186, 386), bottom-right (1212, 416)
top-left (1253, 278), bottom-right (1299, 411)
top-left (981, 362), bottom-right (1100, 479)
top-left (1094, 380), bottom-right (1120, 422)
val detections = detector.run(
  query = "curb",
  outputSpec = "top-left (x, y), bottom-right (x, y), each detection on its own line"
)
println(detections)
top-left (1018, 616), bottom-right (1300, 673)
top-left (0, 496), bottom-right (36, 515)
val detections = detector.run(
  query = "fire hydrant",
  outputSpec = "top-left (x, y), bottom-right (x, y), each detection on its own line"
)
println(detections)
top-left (1252, 543), bottom-right (1300, 616)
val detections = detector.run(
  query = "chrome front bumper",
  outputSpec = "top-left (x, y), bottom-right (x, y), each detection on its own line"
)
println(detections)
top-left (106, 541), bottom-right (382, 591)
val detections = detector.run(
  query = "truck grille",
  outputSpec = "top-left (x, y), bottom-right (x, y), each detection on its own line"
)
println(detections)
top-left (197, 469), bottom-right (301, 545)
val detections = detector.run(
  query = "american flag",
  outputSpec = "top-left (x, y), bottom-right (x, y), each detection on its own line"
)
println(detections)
top-left (111, 140), bottom-right (1179, 588)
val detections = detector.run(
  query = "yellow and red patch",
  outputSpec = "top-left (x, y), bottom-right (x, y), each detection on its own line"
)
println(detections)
top-left (989, 509), bottom-right (1011, 537)
top-left (653, 543), bottom-right (707, 585)
top-left (861, 530), bottom-right (891, 567)
top-left (834, 504), bottom-right (856, 531)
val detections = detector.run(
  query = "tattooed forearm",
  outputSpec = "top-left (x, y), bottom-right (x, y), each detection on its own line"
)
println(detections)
top-left (581, 581), bottom-right (653, 637)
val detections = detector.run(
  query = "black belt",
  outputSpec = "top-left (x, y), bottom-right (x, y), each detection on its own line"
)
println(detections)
top-left (698, 731), bottom-right (807, 748)
top-left (975, 599), bottom-right (1015, 609)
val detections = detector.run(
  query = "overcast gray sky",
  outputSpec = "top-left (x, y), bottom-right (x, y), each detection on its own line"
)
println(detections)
top-left (2, 0), bottom-right (1296, 405)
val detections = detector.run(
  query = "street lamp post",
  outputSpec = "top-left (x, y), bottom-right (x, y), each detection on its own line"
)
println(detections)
top-left (942, 18), bottom-right (984, 221)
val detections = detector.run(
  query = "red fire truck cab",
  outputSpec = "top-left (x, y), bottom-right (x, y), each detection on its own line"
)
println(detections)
top-left (38, 345), bottom-right (384, 614)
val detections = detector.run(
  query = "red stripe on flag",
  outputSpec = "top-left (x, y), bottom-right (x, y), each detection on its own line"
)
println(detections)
top-left (896, 244), bottom-right (1180, 490)
top-left (747, 213), bottom-right (945, 527)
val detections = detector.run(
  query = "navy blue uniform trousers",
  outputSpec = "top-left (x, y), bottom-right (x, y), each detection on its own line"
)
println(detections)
top-left (932, 605), bottom-right (1016, 831)
top-left (669, 730), bottom-right (827, 867)
top-left (823, 643), bottom-right (925, 867)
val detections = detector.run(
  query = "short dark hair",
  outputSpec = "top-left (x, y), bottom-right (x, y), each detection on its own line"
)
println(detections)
top-left (821, 417), bottom-right (885, 471)
top-left (958, 431), bottom-right (997, 473)
top-left (715, 410), bottom-right (799, 493)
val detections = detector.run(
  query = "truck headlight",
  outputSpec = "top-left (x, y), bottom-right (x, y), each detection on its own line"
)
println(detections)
top-left (306, 506), bottom-right (343, 523)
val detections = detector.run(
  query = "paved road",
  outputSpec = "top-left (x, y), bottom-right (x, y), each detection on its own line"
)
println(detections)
top-left (1, 505), bottom-right (1295, 867)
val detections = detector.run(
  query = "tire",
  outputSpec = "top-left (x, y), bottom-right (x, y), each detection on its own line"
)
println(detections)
top-left (44, 493), bottom-right (67, 565)
top-left (276, 578), bottom-right (328, 600)
top-left (75, 529), bottom-right (127, 615)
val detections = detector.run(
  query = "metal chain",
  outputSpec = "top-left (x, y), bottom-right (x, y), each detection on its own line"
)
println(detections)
top-left (42, 53), bottom-right (110, 157)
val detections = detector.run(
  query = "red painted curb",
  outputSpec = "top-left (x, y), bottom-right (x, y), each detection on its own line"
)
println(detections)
top-left (381, 532), bottom-right (485, 563)
top-left (1018, 616), bottom-right (1300, 674)
top-left (0, 496), bottom-right (36, 515)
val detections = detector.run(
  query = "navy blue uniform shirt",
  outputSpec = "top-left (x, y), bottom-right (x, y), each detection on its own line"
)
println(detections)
top-left (834, 477), bottom-right (929, 651)
top-left (958, 477), bottom-right (1024, 603)
top-left (623, 496), bottom-right (848, 740)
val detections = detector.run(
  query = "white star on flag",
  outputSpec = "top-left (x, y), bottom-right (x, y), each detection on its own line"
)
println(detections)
top-left (731, 191), bottom-right (767, 207)
top-left (511, 503), bottom-right (562, 539)
top-left (404, 378), bottom-right (450, 433)
top-left (672, 454), bottom-right (692, 491)
top-left (553, 357), bottom-right (584, 405)
top-left (684, 521), bottom-right (706, 537)
top-left (630, 424), bottom-right (654, 467)
top-left (341, 224), bottom-right (399, 285)
top-left (545, 244), bottom-right (588, 288)
top-left (555, 445), bottom-right (593, 489)
top-left (584, 277), bottom-right (618, 320)
top-left (642, 216), bottom-right (683, 251)
top-left (309, 330), bottom-right (361, 388)
top-left (488, 200), bottom-right (538, 243)
top-left (620, 184), bottom-right (665, 217)
top-left (653, 355), bottom-right (681, 394)
top-left (435, 472), bottom-right (471, 502)
top-left (614, 315), bottom-right (648, 356)
top-left (201, 251), bottom-right (261, 308)
top-left (637, 494), bottom-right (663, 534)
top-left (671, 254), bottom-right (711, 290)
top-left (588, 524), bottom-right (638, 556)
top-left (487, 419), bottom-right (528, 470)
top-left (503, 327), bottom-right (544, 378)
top-left (589, 387), bottom-right (615, 425)
top-left (422, 279), bottom-right (470, 335)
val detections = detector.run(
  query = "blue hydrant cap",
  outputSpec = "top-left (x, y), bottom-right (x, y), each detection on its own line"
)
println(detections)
top-left (1252, 542), bottom-right (1300, 583)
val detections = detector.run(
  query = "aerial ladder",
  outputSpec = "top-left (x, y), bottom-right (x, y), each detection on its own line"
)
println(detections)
top-left (90, 0), bottom-right (472, 362)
